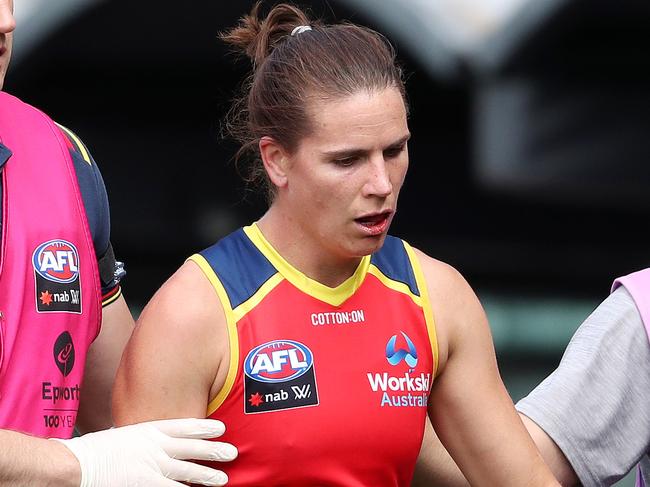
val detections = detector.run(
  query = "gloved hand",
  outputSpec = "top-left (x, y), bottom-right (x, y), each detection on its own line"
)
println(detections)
top-left (54, 418), bottom-right (237, 487)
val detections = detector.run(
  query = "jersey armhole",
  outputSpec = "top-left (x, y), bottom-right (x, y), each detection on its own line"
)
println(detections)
top-left (403, 242), bottom-right (440, 377)
top-left (187, 254), bottom-right (241, 416)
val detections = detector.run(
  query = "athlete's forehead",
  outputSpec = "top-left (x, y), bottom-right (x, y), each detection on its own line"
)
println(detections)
top-left (302, 88), bottom-right (409, 154)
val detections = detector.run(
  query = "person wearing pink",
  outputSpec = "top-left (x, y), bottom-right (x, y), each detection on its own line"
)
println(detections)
top-left (1, 1), bottom-right (236, 485)
top-left (516, 269), bottom-right (650, 486)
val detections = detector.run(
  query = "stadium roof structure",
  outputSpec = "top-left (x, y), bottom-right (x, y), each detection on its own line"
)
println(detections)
top-left (12, 0), bottom-right (569, 80)
top-left (12, 0), bottom-right (104, 66)
top-left (342, 0), bottom-right (565, 78)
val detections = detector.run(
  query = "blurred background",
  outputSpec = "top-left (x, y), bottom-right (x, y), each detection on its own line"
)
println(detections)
top-left (8, 0), bottom-right (650, 484)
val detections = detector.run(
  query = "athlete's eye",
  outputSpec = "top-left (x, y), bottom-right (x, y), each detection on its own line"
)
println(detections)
top-left (333, 155), bottom-right (360, 167)
top-left (384, 144), bottom-right (406, 159)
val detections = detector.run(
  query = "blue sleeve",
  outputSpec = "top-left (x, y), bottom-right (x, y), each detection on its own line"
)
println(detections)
top-left (69, 143), bottom-right (111, 258)
top-left (57, 125), bottom-right (124, 297)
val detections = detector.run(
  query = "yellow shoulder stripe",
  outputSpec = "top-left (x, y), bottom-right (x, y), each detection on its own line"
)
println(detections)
top-left (55, 123), bottom-right (92, 165)
top-left (187, 254), bottom-right (241, 416)
top-left (232, 273), bottom-right (284, 322)
top-left (367, 264), bottom-right (423, 307)
top-left (403, 242), bottom-right (439, 376)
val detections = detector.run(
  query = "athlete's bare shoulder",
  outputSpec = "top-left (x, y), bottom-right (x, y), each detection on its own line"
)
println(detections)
top-left (150, 259), bottom-right (226, 328)
top-left (410, 248), bottom-right (488, 372)
top-left (411, 248), bottom-right (473, 302)
top-left (113, 260), bottom-right (228, 423)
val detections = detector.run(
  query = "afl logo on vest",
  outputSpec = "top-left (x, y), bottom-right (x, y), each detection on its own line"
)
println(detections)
top-left (243, 339), bottom-right (319, 414)
top-left (32, 240), bottom-right (82, 313)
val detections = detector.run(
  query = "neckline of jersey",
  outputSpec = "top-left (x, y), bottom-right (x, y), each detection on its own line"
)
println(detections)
top-left (243, 222), bottom-right (371, 307)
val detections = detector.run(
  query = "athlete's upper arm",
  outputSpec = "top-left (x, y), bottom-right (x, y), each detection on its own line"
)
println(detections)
top-left (112, 260), bottom-right (228, 425)
top-left (416, 250), bottom-right (556, 486)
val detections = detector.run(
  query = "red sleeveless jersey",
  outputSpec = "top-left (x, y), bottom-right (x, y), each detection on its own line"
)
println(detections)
top-left (190, 224), bottom-right (438, 486)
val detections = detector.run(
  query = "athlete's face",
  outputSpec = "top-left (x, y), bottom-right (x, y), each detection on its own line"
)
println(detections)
top-left (0, 0), bottom-right (15, 90)
top-left (282, 87), bottom-right (409, 260)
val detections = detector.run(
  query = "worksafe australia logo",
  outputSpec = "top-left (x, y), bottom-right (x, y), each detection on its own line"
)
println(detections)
top-left (367, 331), bottom-right (429, 408)
top-left (385, 331), bottom-right (418, 368)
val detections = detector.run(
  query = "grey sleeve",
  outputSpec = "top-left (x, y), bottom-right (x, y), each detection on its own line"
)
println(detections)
top-left (516, 287), bottom-right (650, 486)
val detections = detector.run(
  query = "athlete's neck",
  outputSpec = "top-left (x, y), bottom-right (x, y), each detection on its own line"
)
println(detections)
top-left (256, 211), bottom-right (362, 288)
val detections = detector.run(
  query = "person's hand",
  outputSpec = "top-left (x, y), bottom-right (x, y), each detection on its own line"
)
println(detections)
top-left (54, 418), bottom-right (237, 487)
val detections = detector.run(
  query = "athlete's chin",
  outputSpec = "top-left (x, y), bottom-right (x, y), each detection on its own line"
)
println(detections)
top-left (368, 234), bottom-right (389, 254)
top-left (349, 233), bottom-right (389, 257)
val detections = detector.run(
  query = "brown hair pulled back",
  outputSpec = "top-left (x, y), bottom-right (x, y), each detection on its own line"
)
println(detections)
top-left (221, 2), bottom-right (407, 200)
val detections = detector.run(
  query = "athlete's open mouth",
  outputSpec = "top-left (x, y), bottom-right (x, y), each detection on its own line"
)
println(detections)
top-left (356, 211), bottom-right (392, 226)
top-left (354, 211), bottom-right (393, 237)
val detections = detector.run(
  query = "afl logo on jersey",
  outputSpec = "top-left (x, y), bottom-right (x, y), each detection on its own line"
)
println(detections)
top-left (32, 240), bottom-right (80, 283)
top-left (244, 340), bottom-right (319, 414)
top-left (244, 340), bottom-right (313, 384)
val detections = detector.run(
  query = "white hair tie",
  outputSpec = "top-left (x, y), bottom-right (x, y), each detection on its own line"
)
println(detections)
top-left (291, 25), bottom-right (312, 36)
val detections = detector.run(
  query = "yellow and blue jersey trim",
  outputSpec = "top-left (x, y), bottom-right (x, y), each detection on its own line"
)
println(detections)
top-left (190, 226), bottom-right (286, 414)
top-left (402, 242), bottom-right (439, 375)
top-left (55, 123), bottom-right (93, 165)
top-left (369, 236), bottom-right (439, 374)
top-left (199, 227), bottom-right (278, 309)
top-left (243, 224), bottom-right (371, 307)
top-left (192, 223), bottom-right (439, 414)
top-left (369, 235), bottom-right (420, 298)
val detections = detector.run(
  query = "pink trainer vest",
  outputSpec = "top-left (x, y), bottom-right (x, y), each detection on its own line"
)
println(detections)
top-left (612, 269), bottom-right (650, 343)
top-left (612, 269), bottom-right (650, 487)
top-left (0, 91), bottom-right (101, 438)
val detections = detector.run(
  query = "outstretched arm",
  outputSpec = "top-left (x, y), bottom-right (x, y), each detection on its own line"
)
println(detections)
top-left (0, 418), bottom-right (234, 487)
top-left (0, 430), bottom-right (79, 487)
top-left (516, 286), bottom-right (650, 486)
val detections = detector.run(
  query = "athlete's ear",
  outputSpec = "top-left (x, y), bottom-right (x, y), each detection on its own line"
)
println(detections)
top-left (259, 136), bottom-right (290, 189)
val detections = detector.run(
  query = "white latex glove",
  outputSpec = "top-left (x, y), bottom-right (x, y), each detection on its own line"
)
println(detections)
top-left (54, 418), bottom-right (237, 487)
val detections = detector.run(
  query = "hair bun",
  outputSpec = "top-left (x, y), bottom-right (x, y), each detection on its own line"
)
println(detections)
top-left (220, 2), bottom-right (312, 67)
